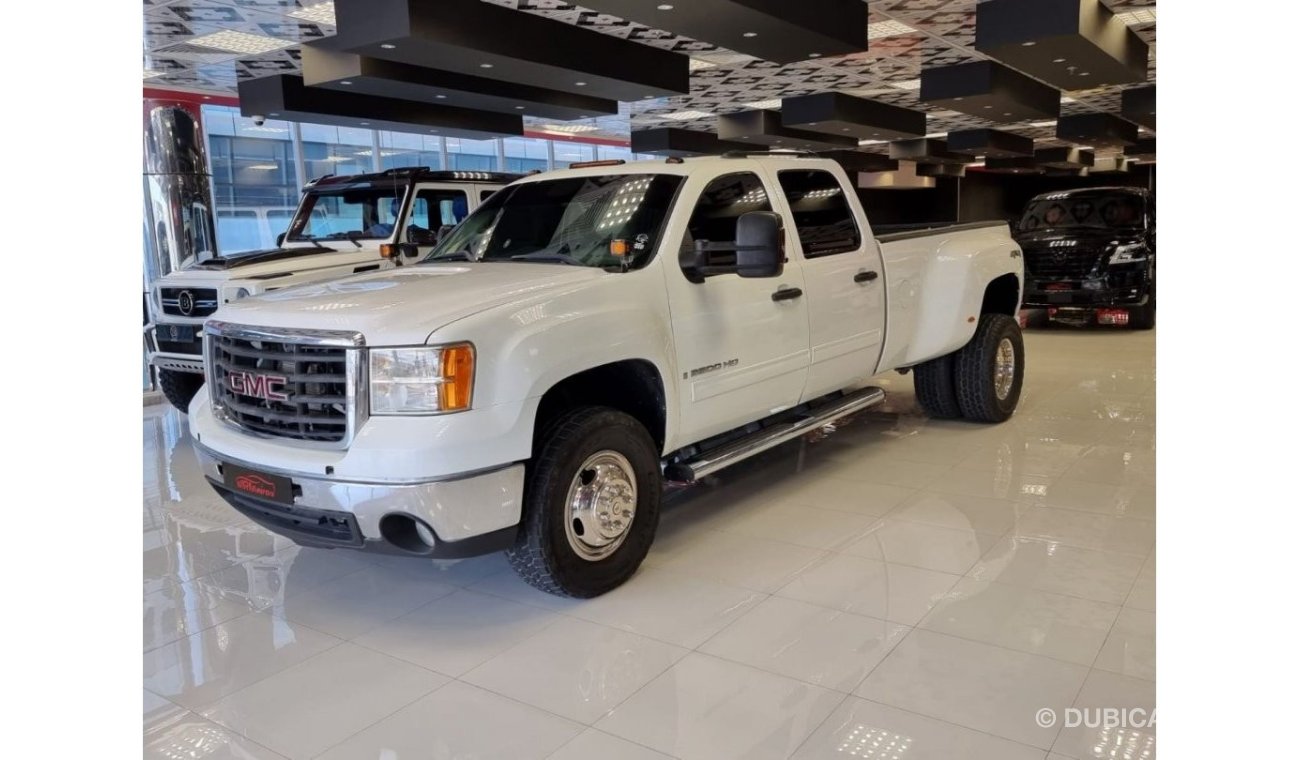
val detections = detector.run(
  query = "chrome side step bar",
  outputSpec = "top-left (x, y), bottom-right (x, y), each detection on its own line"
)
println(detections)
top-left (664, 386), bottom-right (886, 483)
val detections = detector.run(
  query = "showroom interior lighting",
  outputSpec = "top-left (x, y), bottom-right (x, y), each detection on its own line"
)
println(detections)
top-left (745, 99), bottom-right (783, 110)
top-left (1114, 8), bottom-right (1156, 25)
top-left (289, 1), bottom-right (336, 26)
top-left (534, 124), bottom-right (601, 135)
top-left (189, 30), bottom-right (296, 55)
top-left (868, 20), bottom-right (917, 40)
top-left (660, 110), bottom-right (715, 121)
top-left (888, 79), bottom-right (922, 91)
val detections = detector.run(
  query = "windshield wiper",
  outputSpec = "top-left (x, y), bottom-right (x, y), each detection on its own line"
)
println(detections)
top-left (345, 231), bottom-right (363, 249)
top-left (427, 248), bottom-right (475, 262)
top-left (510, 243), bottom-right (584, 266)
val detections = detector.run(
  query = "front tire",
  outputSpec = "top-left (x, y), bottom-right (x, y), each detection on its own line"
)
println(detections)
top-left (159, 369), bottom-right (204, 413)
top-left (507, 407), bottom-right (662, 597)
top-left (954, 314), bottom-right (1025, 423)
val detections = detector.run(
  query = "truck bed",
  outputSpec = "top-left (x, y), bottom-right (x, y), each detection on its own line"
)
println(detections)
top-left (875, 220), bottom-right (1009, 243)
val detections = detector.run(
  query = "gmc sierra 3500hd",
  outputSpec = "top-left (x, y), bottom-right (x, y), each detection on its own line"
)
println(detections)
top-left (190, 154), bottom-right (1026, 597)
top-left (148, 168), bottom-right (520, 411)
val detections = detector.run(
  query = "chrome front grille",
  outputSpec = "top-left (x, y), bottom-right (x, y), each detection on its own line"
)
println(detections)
top-left (1023, 247), bottom-right (1105, 280)
top-left (205, 322), bottom-right (366, 447)
top-left (161, 287), bottom-right (219, 317)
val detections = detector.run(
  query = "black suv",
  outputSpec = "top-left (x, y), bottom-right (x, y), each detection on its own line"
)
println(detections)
top-left (1015, 187), bottom-right (1155, 329)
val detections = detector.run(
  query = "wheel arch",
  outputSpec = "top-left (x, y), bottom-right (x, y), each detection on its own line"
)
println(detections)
top-left (981, 272), bottom-right (1022, 317)
top-left (533, 359), bottom-right (668, 455)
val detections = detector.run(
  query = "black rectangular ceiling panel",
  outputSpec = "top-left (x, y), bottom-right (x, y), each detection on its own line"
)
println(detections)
top-left (717, 110), bottom-right (859, 150)
top-left (1056, 113), bottom-right (1137, 147)
top-left (916, 163), bottom-right (967, 178)
top-left (1121, 85), bottom-right (1156, 130)
top-left (630, 127), bottom-right (760, 157)
top-left (946, 128), bottom-right (1035, 157)
top-left (976, 0), bottom-right (1149, 89)
top-left (237, 75), bottom-right (522, 139)
top-left (1035, 146), bottom-right (1095, 168)
top-left (322, 0), bottom-right (689, 102)
top-left (982, 156), bottom-right (1043, 174)
top-left (301, 46), bottom-right (617, 121)
top-left (888, 138), bottom-right (975, 166)
top-left (1124, 138), bottom-right (1156, 160)
top-left (578, 0), bottom-right (868, 65)
top-left (817, 150), bottom-right (900, 173)
top-left (782, 92), bottom-right (926, 141)
top-left (920, 60), bottom-right (1060, 122)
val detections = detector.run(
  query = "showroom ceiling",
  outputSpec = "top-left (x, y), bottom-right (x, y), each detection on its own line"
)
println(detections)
top-left (143, 0), bottom-right (1156, 156)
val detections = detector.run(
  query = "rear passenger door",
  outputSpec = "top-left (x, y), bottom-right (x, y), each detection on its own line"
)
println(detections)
top-left (774, 168), bottom-right (887, 401)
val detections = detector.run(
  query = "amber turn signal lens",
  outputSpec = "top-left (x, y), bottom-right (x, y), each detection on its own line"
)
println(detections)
top-left (610, 239), bottom-right (630, 257)
top-left (438, 344), bottom-right (475, 411)
top-left (380, 244), bottom-right (395, 258)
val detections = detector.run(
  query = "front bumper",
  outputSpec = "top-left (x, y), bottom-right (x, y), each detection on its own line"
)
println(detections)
top-left (1022, 283), bottom-right (1149, 309)
top-left (195, 443), bottom-right (524, 558)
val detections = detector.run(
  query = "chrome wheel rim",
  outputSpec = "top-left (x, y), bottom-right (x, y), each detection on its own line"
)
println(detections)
top-left (994, 337), bottom-right (1016, 400)
top-left (564, 450), bottom-right (638, 562)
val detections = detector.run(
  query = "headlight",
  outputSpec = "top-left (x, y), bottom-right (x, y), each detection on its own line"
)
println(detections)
top-left (369, 344), bottom-right (475, 415)
top-left (234, 287), bottom-right (251, 300)
top-left (1110, 242), bottom-right (1147, 263)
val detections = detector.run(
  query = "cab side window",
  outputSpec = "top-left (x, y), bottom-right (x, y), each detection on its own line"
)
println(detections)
top-left (683, 172), bottom-right (772, 268)
top-left (408, 189), bottom-right (470, 231)
top-left (776, 169), bottom-right (861, 258)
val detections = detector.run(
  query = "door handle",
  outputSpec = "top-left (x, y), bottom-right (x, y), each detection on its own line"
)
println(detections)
top-left (854, 270), bottom-right (879, 283)
top-left (771, 287), bottom-right (803, 302)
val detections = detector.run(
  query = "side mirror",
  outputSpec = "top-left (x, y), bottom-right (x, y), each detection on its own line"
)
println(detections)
top-left (407, 226), bottom-right (439, 246)
top-left (680, 210), bottom-right (784, 282)
top-left (275, 232), bottom-right (286, 248)
top-left (734, 211), bottom-right (783, 278)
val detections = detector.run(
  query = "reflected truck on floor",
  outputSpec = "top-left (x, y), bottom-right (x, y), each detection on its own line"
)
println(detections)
top-left (189, 153), bottom-right (1027, 597)
top-left (1014, 187), bottom-right (1156, 329)
top-left (147, 168), bottom-right (521, 410)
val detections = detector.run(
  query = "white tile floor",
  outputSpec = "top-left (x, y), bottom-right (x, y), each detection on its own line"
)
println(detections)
top-left (144, 326), bottom-right (1155, 759)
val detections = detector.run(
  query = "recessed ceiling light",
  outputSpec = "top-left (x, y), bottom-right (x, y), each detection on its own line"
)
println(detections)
top-left (435, 94), bottom-right (447, 99)
top-left (575, 81), bottom-right (587, 86)
top-left (868, 20), bottom-right (917, 40)
top-left (360, 121), bottom-right (369, 125)
top-left (743, 32), bottom-right (758, 38)
top-left (340, 80), bottom-right (352, 85)
top-left (1022, 41), bottom-right (1037, 46)
top-left (808, 53), bottom-right (822, 58)
top-left (515, 106), bottom-right (525, 109)
top-left (745, 99), bottom-right (782, 110)
top-left (983, 105), bottom-right (993, 109)
top-left (1003, 112), bottom-right (1012, 116)
top-left (189, 30), bottom-right (294, 55)
top-left (380, 43), bottom-right (396, 50)
top-left (480, 63), bottom-right (494, 68)
top-left (288, 1), bottom-right (336, 26)
top-left (657, 3), bottom-right (674, 9)
top-left (1053, 58), bottom-right (1066, 63)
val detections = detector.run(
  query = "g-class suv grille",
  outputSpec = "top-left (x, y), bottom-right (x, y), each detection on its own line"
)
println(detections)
top-left (206, 322), bottom-right (365, 446)
top-left (160, 287), bottom-right (219, 318)
top-left (1022, 247), bottom-right (1104, 280)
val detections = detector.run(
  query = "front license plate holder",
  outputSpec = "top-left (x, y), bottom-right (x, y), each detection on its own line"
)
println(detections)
top-left (223, 462), bottom-right (295, 505)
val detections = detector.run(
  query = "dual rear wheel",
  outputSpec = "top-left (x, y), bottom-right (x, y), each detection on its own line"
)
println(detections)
top-left (913, 313), bottom-right (1025, 423)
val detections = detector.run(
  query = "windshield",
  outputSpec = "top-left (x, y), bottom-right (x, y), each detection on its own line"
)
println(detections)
top-left (285, 182), bottom-right (407, 243)
top-left (1020, 192), bottom-right (1145, 233)
top-left (425, 174), bottom-right (684, 269)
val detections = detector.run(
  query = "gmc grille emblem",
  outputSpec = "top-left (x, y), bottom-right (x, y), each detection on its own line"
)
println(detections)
top-left (227, 371), bottom-right (289, 402)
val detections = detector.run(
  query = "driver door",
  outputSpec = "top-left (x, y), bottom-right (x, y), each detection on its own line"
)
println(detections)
top-left (664, 170), bottom-right (811, 444)
top-left (403, 184), bottom-right (472, 257)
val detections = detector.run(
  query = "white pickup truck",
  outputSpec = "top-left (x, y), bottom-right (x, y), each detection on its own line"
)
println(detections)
top-left (148, 168), bottom-right (520, 410)
top-left (190, 154), bottom-right (1025, 597)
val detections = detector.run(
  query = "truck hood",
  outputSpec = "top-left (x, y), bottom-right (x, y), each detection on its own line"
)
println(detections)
top-left (159, 246), bottom-right (380, 287)
top-left (212, 263), bottom-right (607, 345)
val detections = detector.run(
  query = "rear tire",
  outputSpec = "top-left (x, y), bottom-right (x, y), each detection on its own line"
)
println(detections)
top-left (507, 407), bottom-right (662, 598)
top-left (1129, 296), bottom-right (1155, 330)
top-left (954, 314), bottom-right (1025, 423)
top-left (159, 369), bottom-right (204, 413)
top-left (913, 353), bottom-right (961, 419)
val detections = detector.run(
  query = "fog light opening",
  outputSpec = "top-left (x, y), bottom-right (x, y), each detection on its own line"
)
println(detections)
top-left (379, 513), bottom-right (438, 554)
